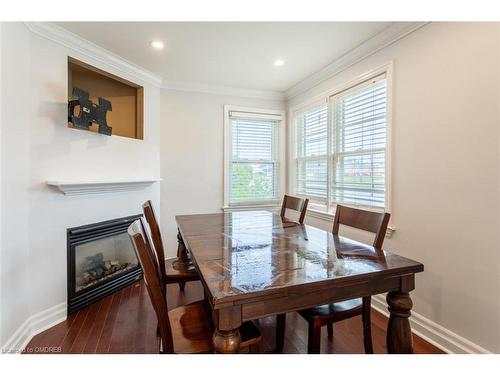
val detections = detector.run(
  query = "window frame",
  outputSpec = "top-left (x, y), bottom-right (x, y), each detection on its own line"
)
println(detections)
top-left (289, 62), bottom-right (393, 215)
top-left (223, 105), bottom-right (286, 210)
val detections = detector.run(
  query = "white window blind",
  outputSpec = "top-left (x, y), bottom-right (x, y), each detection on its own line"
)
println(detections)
top-left (295, 104), bottom-right (328, 204)
top-left (331, 76), bottom-right (387, 208)
top-left (229, 111), bottom-right (280, 204)
top-left (293, 74), bottom-right (388, 211)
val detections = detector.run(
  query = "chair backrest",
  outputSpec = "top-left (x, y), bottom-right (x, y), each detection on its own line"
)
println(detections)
top-left (332, 205), bottom-right (391, 249)
top-left (280, 195), bottom-right (309, 224)
top-left (128, 218), bottom-right (174, 353)
top-left (142, 200), bottom-right (166, 284)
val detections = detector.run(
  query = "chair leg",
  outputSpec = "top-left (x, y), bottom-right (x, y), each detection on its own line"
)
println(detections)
top-left (362, 296), bottom-right (373, 354)
top-left (327, 323), bottom-right (333, 337)
top-left (179, 281), bottom-right (186, 292)
top-left (275, 313), bottom-right (286, 353)
top-left (307, 320), bottom-right (322, 354)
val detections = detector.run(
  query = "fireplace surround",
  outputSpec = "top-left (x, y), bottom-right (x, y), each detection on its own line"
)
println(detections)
top-left (67, 214), bottom-right (143, 315)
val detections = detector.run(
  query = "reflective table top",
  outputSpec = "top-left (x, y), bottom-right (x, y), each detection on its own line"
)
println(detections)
top-left (176, 211), bottom-right (423, 304)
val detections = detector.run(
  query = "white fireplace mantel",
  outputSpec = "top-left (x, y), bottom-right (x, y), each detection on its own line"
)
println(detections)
top-left (46, 178), bottom-right (161, 196)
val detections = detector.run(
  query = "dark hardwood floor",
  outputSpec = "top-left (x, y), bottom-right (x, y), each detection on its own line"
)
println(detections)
top-left (25, 281), bottom-right (444, 354)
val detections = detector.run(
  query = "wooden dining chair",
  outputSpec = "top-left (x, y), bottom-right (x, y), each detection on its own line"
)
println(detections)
top-left (277, 204), bottom-right (390, 354)
top-left (280, 195), bottom-right (309, 224)
top-left (128, 218), bottom-right (262, 354)
top-left (142, 200), bottom-right (199, 293)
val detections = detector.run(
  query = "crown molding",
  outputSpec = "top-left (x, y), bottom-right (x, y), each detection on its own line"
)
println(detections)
top-left (24, 22), bottom-right (163, 87)
top-left (285, 22), bottom-right (429, 100)
top-left (23, 22), bottom-right (427, 100)
top-left (162, 80), bottom-right (286, 101)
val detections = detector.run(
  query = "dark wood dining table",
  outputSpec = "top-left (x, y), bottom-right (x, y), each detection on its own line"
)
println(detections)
top-left (175, 210), bottom-right (424, 354)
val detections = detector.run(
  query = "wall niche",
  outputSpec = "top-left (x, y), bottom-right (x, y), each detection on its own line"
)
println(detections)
top-left (67, 57), bottom-right (144, 140)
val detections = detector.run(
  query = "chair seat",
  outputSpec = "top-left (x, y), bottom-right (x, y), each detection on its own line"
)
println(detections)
top-left (164, 257), bottom-right (199, 283)
top-left (281, 219), bottom-right (301, 227)
top-left (169, 300), bottom-right (214, 354)
top-left (168, 300), bottom-right (261, 354)
top-left (298, 298), bottom-right (363, 322)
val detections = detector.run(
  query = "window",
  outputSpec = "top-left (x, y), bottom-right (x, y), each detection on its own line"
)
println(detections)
top-left (224, 106), bottom-right (284, 207)
top-left (292, 73), bottom-right (389, 212)
top-left (295, 104), bottom-right (329, 204)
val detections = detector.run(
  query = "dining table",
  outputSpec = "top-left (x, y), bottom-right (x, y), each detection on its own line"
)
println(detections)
top-left (175, 210), bottom-right (424, 354)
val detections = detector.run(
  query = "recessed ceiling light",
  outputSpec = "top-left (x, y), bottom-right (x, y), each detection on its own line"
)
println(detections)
top-left (274, 59), bottom-right (285, 67)
top-left (151, 40), bottom-right (164, 50)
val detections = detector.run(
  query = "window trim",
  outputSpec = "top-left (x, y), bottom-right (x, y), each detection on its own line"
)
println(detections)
top-left (223, 105), bottom-right (286, 209)
top-left (288, 62), bottom-right (393, 214)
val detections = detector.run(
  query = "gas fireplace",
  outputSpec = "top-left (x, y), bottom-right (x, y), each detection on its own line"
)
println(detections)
top-left (67, 214), bottom-right (143, 315)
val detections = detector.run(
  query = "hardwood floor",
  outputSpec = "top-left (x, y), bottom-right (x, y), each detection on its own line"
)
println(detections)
top-left (25, 281), bottom-right (444, 354)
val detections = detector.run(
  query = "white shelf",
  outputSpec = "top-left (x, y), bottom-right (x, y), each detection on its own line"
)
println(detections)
top-left (47, 179), bottom-right (161, 196)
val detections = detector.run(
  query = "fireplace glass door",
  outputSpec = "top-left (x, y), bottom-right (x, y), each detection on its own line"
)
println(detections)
top-left (75, 232), bottom-right (139, 293)
top-left (67, 214), bottom-right (143, 315)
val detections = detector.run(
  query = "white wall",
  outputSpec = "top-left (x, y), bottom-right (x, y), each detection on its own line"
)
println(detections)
top-left (160, 90), bottom-right (285, 256)
top-left (288, 22), bottom-right (500, 353)
top-left (1, 22), bottom-right (32, 350)
top-left (0, 23), bottom-right (161, 349)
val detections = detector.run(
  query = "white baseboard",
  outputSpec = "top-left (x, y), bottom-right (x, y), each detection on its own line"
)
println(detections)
top-left (2, 302), bottom-right (66, 354)
top-left (371, 295), bottom-right (491, 354)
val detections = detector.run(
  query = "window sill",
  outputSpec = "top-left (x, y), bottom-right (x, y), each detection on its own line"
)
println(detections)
top-left (306, 208), bottom-right (396, 238)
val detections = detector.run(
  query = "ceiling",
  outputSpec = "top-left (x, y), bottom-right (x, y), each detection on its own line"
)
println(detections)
top-left (56, 22), bottom-right (393, 92)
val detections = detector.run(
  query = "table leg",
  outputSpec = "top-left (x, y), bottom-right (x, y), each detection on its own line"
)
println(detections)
top-left (386, 291), bottom-right (414, 353)
top-left (174, 230), bottom-right (191, 271)
top-left (212, 305), bottom-right (242, 354)
top-left (212, 329), bottom-right (241, 354)
top-left (274, 313), bottom-right (286, 353)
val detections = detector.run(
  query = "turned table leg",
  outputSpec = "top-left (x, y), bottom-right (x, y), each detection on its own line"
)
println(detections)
top-left (212, 329), bottom-right (241, 354)
top-left (386, 291), bottom-right (414, 353)
top-left (212, 305), bottom-right (242, 354)
top-left (174, 230), bottom-right (191, 271)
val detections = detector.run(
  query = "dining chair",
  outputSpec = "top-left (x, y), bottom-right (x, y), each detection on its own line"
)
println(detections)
top-left (142, 200), bottom-right (199, 293)
top-left (280, 195), bottom-right (309, 224)
top-left (128, 218), bottom-right (262, 354)
top-left (277, 204), bottom-right (391, 354)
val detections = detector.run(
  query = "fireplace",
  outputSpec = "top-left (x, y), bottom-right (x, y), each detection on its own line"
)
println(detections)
top-left (67, 214), bottom-right (143, 315)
